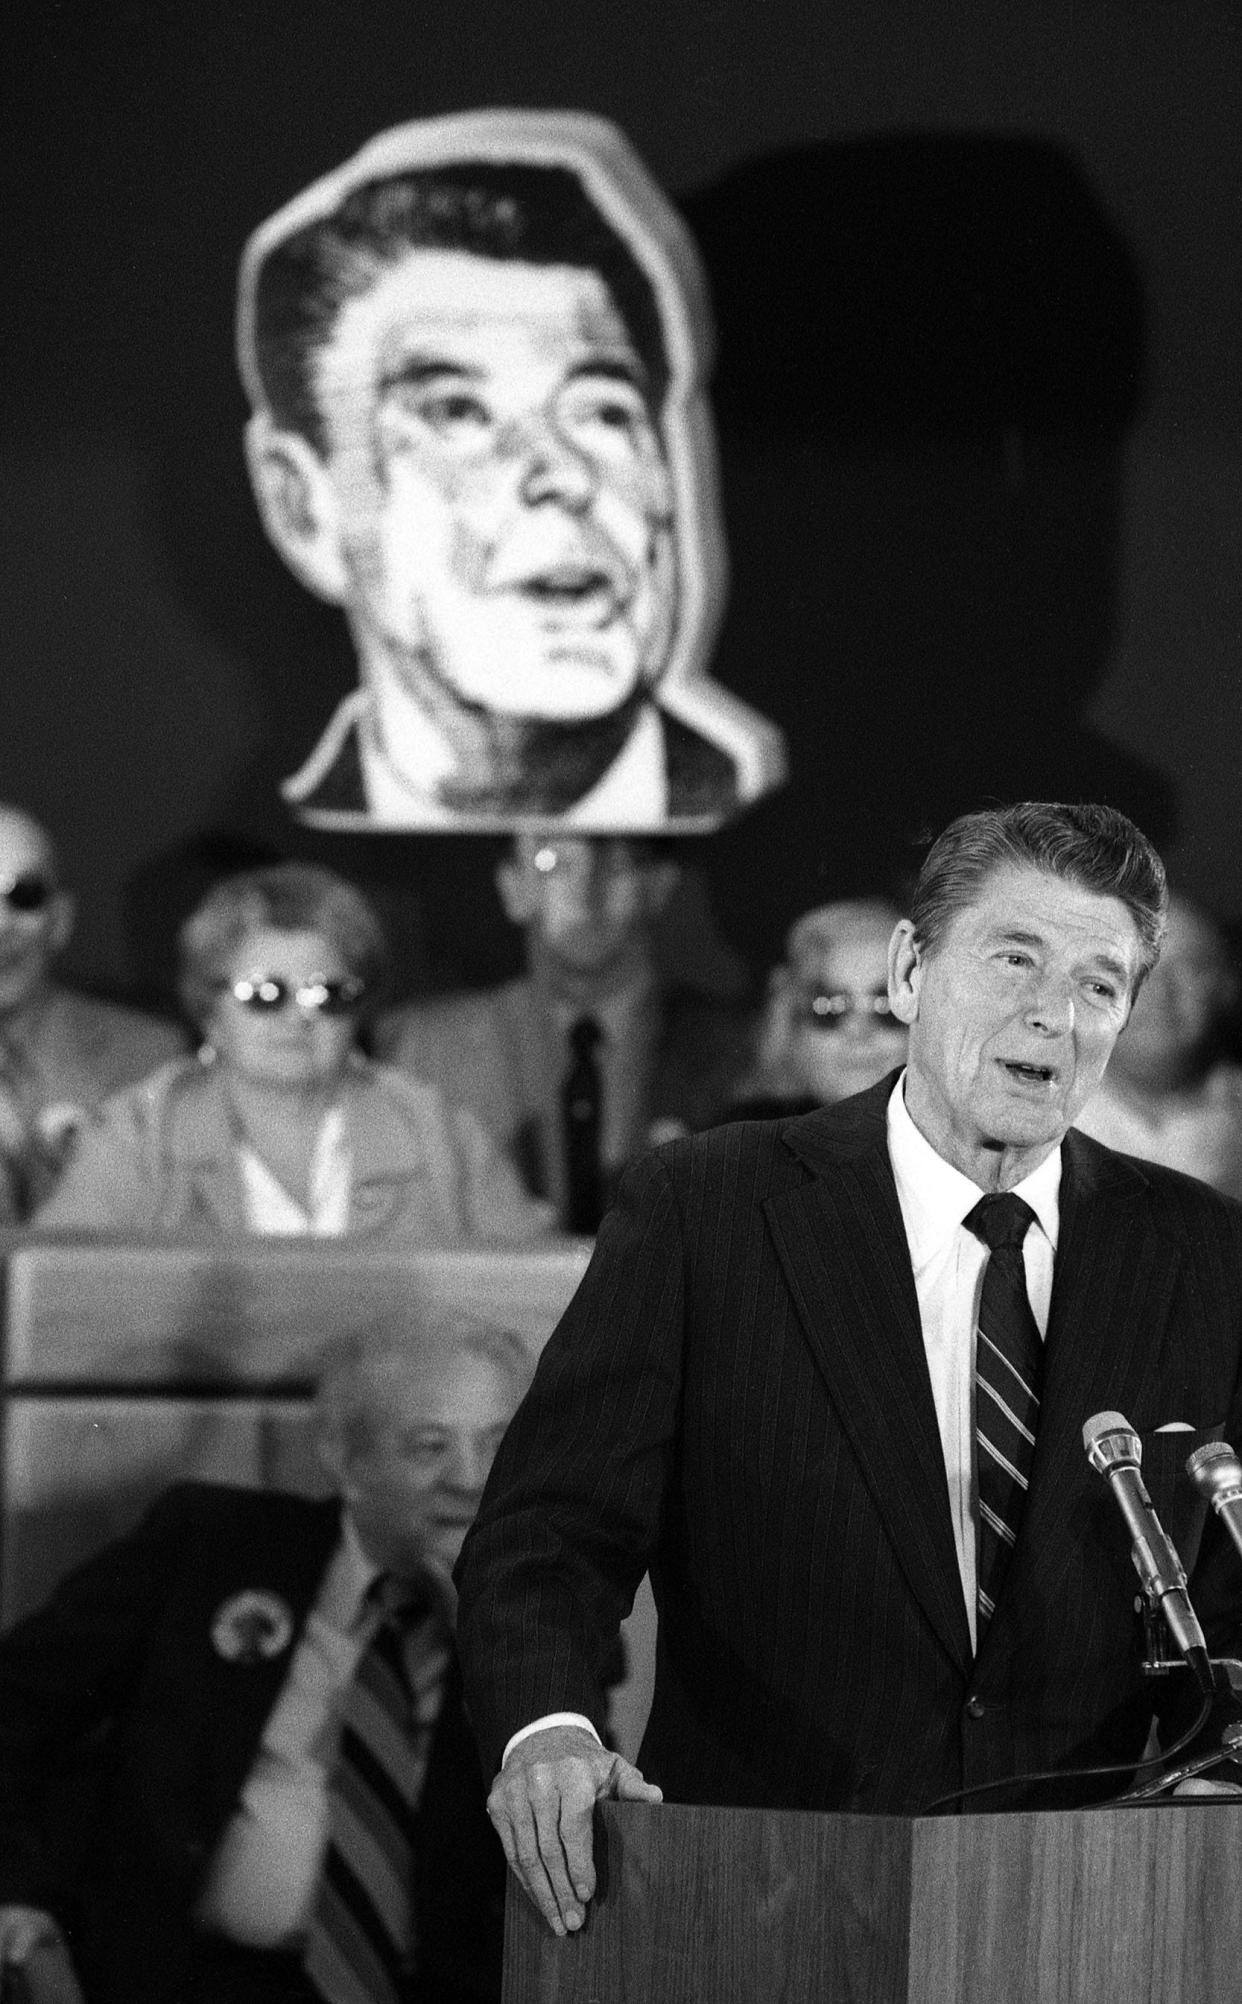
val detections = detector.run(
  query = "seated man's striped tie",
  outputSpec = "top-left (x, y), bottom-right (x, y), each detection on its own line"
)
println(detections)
top-left (304, 1577), bottom-right (450, 2004)
top-left (965, 1192), bottom-right (1042, 1635)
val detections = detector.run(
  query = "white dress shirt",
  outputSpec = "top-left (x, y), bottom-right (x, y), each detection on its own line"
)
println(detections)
top-left (886, 1075), bottom-right (1060, 1651)
top-left (503, 1072), bottom-right (1063, 1761)
top-left (236, 1107), bottom-right (352, 1237)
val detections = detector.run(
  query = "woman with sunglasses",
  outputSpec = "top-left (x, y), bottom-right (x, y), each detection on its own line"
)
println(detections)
top-left (34, 862), bottom-right (552, 1243)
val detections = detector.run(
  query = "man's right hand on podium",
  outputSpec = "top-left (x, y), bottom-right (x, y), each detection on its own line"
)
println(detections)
top-left (487, 1722), bottom-right (663, 1936)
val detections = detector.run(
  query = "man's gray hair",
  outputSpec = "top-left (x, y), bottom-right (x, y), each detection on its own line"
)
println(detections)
top-left (910, 802), bottom-right (1168, 992)
top-left (314, 1311), bottom-right (535, 1459)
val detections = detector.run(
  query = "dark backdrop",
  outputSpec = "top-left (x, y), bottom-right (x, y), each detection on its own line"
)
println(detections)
top-left (2, 2), bottom-right (1238, 1010)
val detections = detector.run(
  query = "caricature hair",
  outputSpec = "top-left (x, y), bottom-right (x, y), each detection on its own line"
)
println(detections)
top-left (250, 161), bottom-right (670, 454)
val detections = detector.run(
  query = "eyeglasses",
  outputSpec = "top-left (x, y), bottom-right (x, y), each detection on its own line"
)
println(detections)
top-left (225, 974), bottom-right (365, 1017)
top-left (796, 990), bottom-right (897, 1032)
top-left (0, 873), bottom-right (55, 914)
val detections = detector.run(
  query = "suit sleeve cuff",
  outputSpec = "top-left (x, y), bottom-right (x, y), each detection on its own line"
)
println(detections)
top-left (502, 1714), bottom-right (603, 1767)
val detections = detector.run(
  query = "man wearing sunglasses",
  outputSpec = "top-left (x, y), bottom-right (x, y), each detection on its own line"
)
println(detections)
top-left (723, 897), bottom-right (909, 1121)
top-left (0, 806), bottom-right (184, 1217)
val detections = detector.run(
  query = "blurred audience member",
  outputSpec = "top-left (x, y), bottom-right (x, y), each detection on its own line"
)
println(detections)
top-left (376, 835), bottom-right (749, 1232)
top-left (723, 898), bottom-right (907, 1119)
top-left (0, 806), bottom-right (184, 1219)
top-left (1075, 891), bottom-right (1242, 1196)
top-left (0, 1316), bottom-right (532, 2004)
top-left (35, 863), bottom-right (550, 1243)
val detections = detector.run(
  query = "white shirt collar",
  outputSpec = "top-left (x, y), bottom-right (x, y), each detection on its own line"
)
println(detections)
top-left (236, 1106), bottom-right (351, 1237)
top-left (317, 1510), bottom-right (382, 1634)
top-left (335, 1511), bottom-right (458, 1632)
top-left (547, 972), bottom-right (657, 1050)
top-left (886, 1071), bottom-right (1061, 1265)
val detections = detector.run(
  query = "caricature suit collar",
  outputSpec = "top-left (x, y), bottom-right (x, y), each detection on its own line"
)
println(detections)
top-left (281, 684), bottom-right (753, 835)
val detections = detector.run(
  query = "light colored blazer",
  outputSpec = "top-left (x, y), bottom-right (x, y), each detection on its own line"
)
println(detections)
top-left (33, 1056), bottom-right (553, 1244)
top-left (376, 974), bottom-right (751, 1223)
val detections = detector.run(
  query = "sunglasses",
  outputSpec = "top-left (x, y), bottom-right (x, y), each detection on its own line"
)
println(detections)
top-left (0, 872), bottom-right (56, 914)
top-left (797, 990), bottom-right (897, 1032)
top-left (226, 974), bottom-right (365, 1017)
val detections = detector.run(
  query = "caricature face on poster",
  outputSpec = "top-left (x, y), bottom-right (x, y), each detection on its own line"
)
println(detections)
top-left (237, 110), bottom-right (785, 833)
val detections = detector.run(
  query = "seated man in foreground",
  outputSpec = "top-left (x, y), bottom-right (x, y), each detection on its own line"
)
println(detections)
top-left (455, 801), bottom-right (1242, 1935)
top-left (0, 1317), bottom-right (530, 2004)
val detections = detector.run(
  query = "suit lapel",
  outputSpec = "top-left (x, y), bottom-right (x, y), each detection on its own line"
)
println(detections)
top-left (202, 1498), bottom-right (343, 1829)
top-left (160, 1070), bottom-right (251, 1232)
top-left (1045, 1129), bottom-right (1182, 1417)
top-left (764, 1081), bottom-right (974, 1674)
top-left (986, 1131), bottom-right (1180, 1620)
top-left (343, 1067), bottom-right (428, 1233)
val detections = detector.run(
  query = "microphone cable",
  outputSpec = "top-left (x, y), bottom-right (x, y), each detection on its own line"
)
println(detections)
top-left (921, 1684), bottom-right (1218, 1815)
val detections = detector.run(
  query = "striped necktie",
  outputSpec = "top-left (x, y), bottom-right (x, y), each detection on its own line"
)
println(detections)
top-left (965, 1193), bottom-right (1043, 1635)
top-left (304, 1578), bottom-right (451, 2004)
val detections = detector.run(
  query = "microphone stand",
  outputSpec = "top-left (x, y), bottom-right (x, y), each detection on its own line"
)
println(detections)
top-left (1113, 1601), bottom-right (1242, 1803)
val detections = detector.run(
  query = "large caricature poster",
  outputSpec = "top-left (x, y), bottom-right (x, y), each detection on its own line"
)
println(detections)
top-left (237, 110), bottom-right (785, 833)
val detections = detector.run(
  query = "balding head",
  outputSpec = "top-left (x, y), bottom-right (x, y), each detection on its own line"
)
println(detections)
top-left (0, 807), bottom-right (73, 1017)
top-left (0, 807), bottom-right (58, 885)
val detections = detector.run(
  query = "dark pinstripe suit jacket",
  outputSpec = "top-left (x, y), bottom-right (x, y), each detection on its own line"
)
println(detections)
top-left (456, 1071), bottom-right (1242, 1814)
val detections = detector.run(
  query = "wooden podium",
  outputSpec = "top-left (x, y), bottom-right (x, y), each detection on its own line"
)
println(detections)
top-left (503, 1797), bottom-right (1242, 2002)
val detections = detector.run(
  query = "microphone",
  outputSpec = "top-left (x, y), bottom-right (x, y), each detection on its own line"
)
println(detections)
top-left (1186, 1440), bottom-right (1242, 1564)
top-left (1083, 1410), bottom-right (1215, 1696)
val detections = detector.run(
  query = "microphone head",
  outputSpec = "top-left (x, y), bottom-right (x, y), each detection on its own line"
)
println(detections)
top-left (1187, 1439), bottom-right (1242, 1503)
top-left (1083, 1409), bottom-right (1140, 1475)
top-left (1082, 1410), bottom-right (1134, 1451)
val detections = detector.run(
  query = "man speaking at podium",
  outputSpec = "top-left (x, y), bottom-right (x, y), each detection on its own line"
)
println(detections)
top-left (455, 802), bottom-right (1242, 1935)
